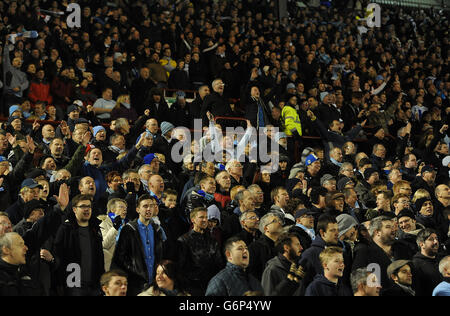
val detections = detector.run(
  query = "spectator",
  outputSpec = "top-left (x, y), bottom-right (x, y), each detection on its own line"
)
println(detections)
top-left (206, 237), bottom-right (263, 296)
top-left (139, 260), bottom-right (190, 296)
top-left (351, 268), bottom-right (382, 296)
top-left (100, 269), bottom-right (128, 297)
top-left (111, 195), bottom-right (164, 296)
top-left (433, 256), bottom-right (450, 296)
top-left (383, 260), bottom-right (415, 296)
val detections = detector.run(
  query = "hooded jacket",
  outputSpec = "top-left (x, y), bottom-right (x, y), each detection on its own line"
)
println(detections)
top-left (261, 254), bottom-right (303, 296)
top-left (412, 252), bottom-right (443, 296)
top-left (299, 236), bottom-right (353, 289)
top-left (111, 219), bottom-right (164, 296)
top-left (305, 274), bottom-right (352, 296)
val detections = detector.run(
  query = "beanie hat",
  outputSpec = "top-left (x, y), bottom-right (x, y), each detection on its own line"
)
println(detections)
top-left (67, 104), bottom-right (80, 114)
top-left (160, 121), bottom-right (175, 136)
top-left (23, 199), bottom-right (46, 220)
top-left (320, 91), bottom-right (329, 102)
top-left (305, 154), bottom-right (319, 166)
top-left (336, 214), bottom-right (359, 238)
top-left (93, 126), bottom-right (106, 137)
top-left (9, 105), bottom-right (21, 116)
top-left (286, 83), bottom-right (296, 91)
top-left (397, 209), bottom-right (415, 221)
top-left (176, 90), bottom-right (186, 99)
top-left (8, 115), bottom-right (21, 125)
top-left (414, 197), bottom-right (432, 213)
top-left (274, 132), bottom-right (287, 143)
top-left (364, 168), bottom-right (378, 179)
top-left (143, 153), bottom-right (158, 165)
top-left (85, 144), bottom-right (96, 156)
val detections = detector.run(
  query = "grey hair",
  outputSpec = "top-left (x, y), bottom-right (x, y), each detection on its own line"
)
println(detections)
top-left (247, 184), bottom-right (261, 192)
top-left (368, 216), bottom-right (393, 237)
top-left (259, 213), bottom-right (281, 234)
top-left (350, 268), bottom-right (370, 294)
top-left (339, 162), bottom-right (353, 173)
top-left (239, 211), bottom-right (257, 228)
top-left (0, 232), bottom-right (17, 257)
top-left (439, 256), bottom-right (450, 275)
top-left (235, 190), bottom-right (248, 204)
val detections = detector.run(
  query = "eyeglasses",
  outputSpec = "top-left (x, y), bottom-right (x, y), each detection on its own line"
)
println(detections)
top-left (266, 218), bottom-right (282, 226)
top-left (246, 216), bottom-right (259, 221)
top-left (75, 204), bottom-right (92, 210)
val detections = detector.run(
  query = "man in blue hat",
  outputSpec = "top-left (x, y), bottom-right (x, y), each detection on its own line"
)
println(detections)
top-left (153, 121), bottom-right (182, 175)
top-left (6, 179), bottom-right (42, 225)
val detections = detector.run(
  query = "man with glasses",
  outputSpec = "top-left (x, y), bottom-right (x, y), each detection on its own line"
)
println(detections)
top-left (54, 194), bottom-right (105, 296)
top-left (248, 184), bottom-right (267, 217)
top-left (290, 209), bottom-right (316, 250)
top-left (248, 213), bottom-right (283, 280)
top-left (235, 211), bottom-right (261, 246)
top-left (112, 194), bottom-right (164, 296)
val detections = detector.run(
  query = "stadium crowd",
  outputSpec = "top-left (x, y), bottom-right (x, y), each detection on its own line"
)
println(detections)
top-left (0, 0), bottom-right (449, 297)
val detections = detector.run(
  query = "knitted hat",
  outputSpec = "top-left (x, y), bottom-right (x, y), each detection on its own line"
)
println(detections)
top-left (23, 199), bottom-right (46, 220)
top-left (160, 121), bottom-right (175, 136)
top-left (9, 105), bottom-right (21, 116)
top-left (320, 174), bottom-right (335, 186)
top-left (8, 115), bottom-right (21, 125)
top-left (320, 91), bottom-right (329, 102)
top-left (176, 90), bottom-right (186, 99)
top-left (397, 209), bottom-right (415, 221)
top-left (286, 83), bottom-right (296, 91)
top-left (67, 104), bottom-right (80, 114)
top-left (143, 153), bottom-right (157, 165)
top-left (364, 168), bottom-right (378, 179)
top-left (336, 214), bottom-right (358, 238)
top-left (414, 197), bottom-right (432, 212)
top-left (93, 126), bottom-right (106, 137)
top-left (274, 132), bottom-right (287, 143)
top-left (305, 154), bottom-right (319, 166)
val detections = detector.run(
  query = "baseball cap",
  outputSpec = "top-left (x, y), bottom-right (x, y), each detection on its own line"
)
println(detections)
top-left (337, 177), bottom-right (354, 191)
top-left (20, 178), bottom-right (43, 190)
top-left (421, 165), bottom-right (435, 174)
top-left (294, 209), bottom-right (314, 219)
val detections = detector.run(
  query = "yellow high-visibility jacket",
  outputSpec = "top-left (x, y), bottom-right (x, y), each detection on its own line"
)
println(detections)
top-left (281, 105), bottom-right (302, 136)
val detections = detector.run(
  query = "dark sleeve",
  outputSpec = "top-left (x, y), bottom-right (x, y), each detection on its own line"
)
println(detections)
top-left (351, 243), bottom-right (370, 271)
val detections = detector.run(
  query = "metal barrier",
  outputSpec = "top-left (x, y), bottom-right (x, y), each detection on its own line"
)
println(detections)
top-left (373, 0), bottom-right (447, 9)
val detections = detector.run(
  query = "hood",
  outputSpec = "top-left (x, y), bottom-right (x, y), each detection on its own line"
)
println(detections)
top-left (312, 274), bottom-right (337, 287)
top-left (310, 235), bottom-right (327, 249)
top-left (265, 255), bottom-right (291, 273)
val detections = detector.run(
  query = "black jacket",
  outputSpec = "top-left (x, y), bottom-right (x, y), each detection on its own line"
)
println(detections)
top-left (176, 230), bottom-right (225, 295)
top-left (234, 229), bottom-right (261, 248)
top-left (248, 234), bottom-right (277, 281)
top-left (382, 282), bottom-right (415, 296)
top-left (0, 259), bottom-right (42, 296)
top-left (111, 219), bottom-right (164, 296)
top-left (305, 274), bottom-right (352, 296)
top-left (412, 252), bottom-right (443, 296)
top-left (352, 240), bottom-right (413, 290)
top-left (53, 212), bottom-right (105, 293)
top-left (261, 254), bottom-right (303, 296)
top-left (200, 91), bottom-right (234, 126)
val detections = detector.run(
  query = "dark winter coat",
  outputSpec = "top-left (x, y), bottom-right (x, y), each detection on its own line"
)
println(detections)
top-left (205, 262), bottom-right (263, 296)
top-left (248, 234), bottom-right (277, 281)
top-left (0, 259), bottom-right (42, 296)
top-left (111, 219), bottom-right (164, 296)
top-left (261, 254), bottom-right (303, 296)
top-left (412, 252), bottom-right (443, 296)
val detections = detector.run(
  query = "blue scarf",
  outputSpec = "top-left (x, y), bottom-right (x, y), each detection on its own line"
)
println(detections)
top-left (197, 190), bottom-right (215, 202)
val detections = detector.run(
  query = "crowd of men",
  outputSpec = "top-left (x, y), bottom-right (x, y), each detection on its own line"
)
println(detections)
top-left (0, 0), bottom-right (449, 296)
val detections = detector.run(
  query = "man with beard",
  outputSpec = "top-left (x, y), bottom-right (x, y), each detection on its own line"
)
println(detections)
top-left (412, 229), bottom-right (443, 296)
top-left (383, 260), bottom-right (415, 296)
top-left (205, 237), bottom-right (263, 296)
top-left (261, 232), bottom-right (304, 296)
top-left (352, 216), bottom-right (412, 290)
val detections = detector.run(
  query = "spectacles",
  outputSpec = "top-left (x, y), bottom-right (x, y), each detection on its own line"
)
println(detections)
top-left (246, 216), bottom-right (259, 220)
top-left (75, 204), bottom-right (92, 210)
top-left (267, 218), bottom-right (282, 226)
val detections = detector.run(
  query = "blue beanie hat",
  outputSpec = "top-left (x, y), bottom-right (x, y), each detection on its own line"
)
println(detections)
top-left (9, 105), bottom-right (21, 117)
top-left (93, 126), bottom-right (106, 137)
top-left (143, 153), bottom-right (157, 165)
top-left (160, 121), bottom-right (175, 136)
top-left (305, 154), bottom-right (319, 166)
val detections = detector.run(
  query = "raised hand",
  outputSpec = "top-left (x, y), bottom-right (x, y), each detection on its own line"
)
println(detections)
top-left (54, 183), bottom-right (69, 211)
top-left (26, 135), bottom-right (36, 154)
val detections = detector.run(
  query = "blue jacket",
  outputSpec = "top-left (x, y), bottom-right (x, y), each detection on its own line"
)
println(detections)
top-left (205, 262), bottom-right (263, 296)
top-left (432, 278), bottom-right (450, 296)
top-left (305, 274), bottom-right (352, 296)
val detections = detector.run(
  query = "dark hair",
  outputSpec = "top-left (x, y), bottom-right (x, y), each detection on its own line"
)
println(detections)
top-left (310, 187), bottom-right (328, 204)
top-left (163, 189), bottom-right (178, 198)
top-left (275, 232), bottom-right (299, 254)
top-left (151, 260), bottom-right (188, 294)
top-left (224, 236), bottom-right (245, 256)
top-left (106, 171), bottom-right (121, 183)
top-left (72, 194), bottom-right (93, 208)
top-left (137, 194), bottom-right (156, 207)
top-left (416, 228), bottom-right (437, 248)
top-left (317, 214), bottom-right (337, 235)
